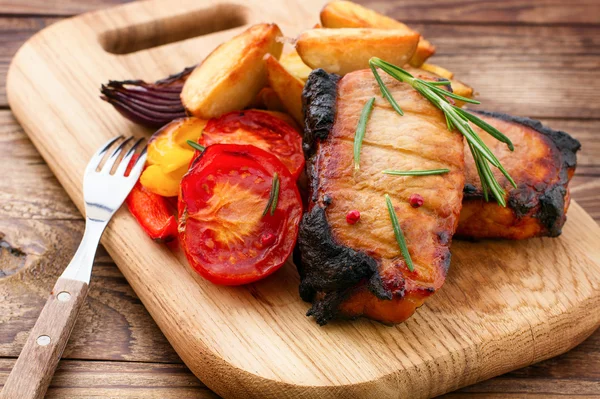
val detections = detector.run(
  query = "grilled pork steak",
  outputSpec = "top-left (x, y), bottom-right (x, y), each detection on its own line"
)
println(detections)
top-left (298, 69), bottom-right (465, 325)
top-left (458, 111), bottom-right (580, 239)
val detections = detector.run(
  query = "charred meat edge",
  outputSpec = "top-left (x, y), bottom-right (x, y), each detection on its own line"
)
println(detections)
top-left (463, 110), bottom-right (580, 236)
top-left (298, 69), bottom-right (395, 325)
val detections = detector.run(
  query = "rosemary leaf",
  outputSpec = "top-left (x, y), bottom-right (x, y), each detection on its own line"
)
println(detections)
top-left (469, 142), bottom-right (490, 202)
top-left (187, 140), bottom-right (205, 152)
top-left (453, 106), bottom-right (514, 151)
top-left (369, 64), bottom-right (404, 116)
top-left (444, 112), bottom-right (454, 131)
top-left (262, 173), bottom-right (280, 217)
top-left (353, 97), bottom-right (376, 170)
top-left (270, 174), bottom-right (280, 216)
top-left (427, 80), bottom-right (452, 86)
top-left (424, 82), bottom-right (481, 104)
top-left (368, 56), bottom-right (516, 207)
top-left (385, 194), bottom-right (414, 272)
top-left (383, 169), bottom-right (450, 176)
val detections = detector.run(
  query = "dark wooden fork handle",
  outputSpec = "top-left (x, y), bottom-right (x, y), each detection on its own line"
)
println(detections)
top-left (1, 278), bottom-right (89, 399)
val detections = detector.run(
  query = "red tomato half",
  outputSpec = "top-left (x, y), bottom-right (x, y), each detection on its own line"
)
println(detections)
top-left (178, 144), bottom-right (302, 285)
top-left (199, 110), bottom-right (305, 180)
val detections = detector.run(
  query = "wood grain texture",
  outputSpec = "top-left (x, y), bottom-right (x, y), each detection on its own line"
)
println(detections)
top-left (0, 221), bottom-right (181, 364)
top-left (0, 359), bottom-right (218, 399)
top-left (1, 278), bottom-right (89, 399)
top-left (417, 23), bottom-right (600, 118)
top-left (2, 0), bottom-right (599, 25)
top-left (0, 17), bottom-right (60, 108)
top-left (0, 112), bottom-right (182, 364)
top-left (4, 0), bottom-right (600, 397)
top-left (0, 0), bottom-right (133, 16)
top-left (570, 176), bottom-right (600, 221)
top-left (363, 0), bottom-right (600, 25)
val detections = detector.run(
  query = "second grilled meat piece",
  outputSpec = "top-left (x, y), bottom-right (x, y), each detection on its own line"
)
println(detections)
top-left (458, 111), bottom-right (580, 239)
top-left (297, 69), bottom-right (465, 325)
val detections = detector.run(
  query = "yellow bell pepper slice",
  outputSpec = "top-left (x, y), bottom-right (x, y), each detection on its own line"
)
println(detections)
top-left (141, 117), bottom-right (207, 196)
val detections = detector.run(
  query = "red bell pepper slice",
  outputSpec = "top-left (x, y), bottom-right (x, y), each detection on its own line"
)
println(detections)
top-left (125, 154), bottom-right (178, 242)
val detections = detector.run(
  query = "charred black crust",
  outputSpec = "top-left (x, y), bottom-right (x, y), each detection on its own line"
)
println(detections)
top-left (302, 69), bottom-right (340, 158)
top-left (297, 206), bottom-right (382, 325)
top-left (299, 69), bottom-right (392, 325)
top-left (468, 110), bottom-right (580, 236)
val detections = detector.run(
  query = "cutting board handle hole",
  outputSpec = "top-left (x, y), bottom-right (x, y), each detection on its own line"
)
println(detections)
top-left (99, 3), bottom-right (250, 55)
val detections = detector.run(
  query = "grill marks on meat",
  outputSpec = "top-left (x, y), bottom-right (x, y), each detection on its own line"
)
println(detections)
top-left (458, 111), bottom-right (580, 239)
top-left (298, 69), bottom-right (465, 325)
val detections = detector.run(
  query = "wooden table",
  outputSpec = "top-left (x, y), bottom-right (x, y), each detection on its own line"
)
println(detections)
top-left (0, 1), bottom-right (598, 397)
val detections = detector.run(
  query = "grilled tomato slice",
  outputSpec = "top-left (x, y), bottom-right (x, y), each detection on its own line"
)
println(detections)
top-left (199, 110), bottom-right (304, 180)
top-left (178, 144), bottom-right (302, 285)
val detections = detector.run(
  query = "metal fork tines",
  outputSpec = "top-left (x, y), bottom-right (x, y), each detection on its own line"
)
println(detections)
top-left (61, 135), bottom-right (147, 283)
top-left (0, 135), bottom-right (147, 399)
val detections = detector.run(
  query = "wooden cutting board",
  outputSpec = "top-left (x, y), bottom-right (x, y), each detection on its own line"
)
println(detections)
top-left (6, 0), bottom-right (600, 397)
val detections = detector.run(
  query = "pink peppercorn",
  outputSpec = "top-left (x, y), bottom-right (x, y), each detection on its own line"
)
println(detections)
top-left (346, 210), bottom-right (361, 224)
top-left (409, 194), bottom-right (424, 208)
top-left (261, 232), bottom-right (276, 246)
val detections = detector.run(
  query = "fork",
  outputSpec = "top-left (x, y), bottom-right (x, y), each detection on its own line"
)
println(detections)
top-left (0, 136), bottom-right (147, 399)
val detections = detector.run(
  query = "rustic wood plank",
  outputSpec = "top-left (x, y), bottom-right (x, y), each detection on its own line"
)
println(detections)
top-left (2, 0), bottom-right (599, 25)
top-left (0, 111), bottom-right (80, 219)
top-left (570, 175), bottom-right (600, 221)
top-left (366, 0), bottom-right (600, 25)
top-left (0, 218), bottom-right (181, 363)
top-left (441, 327), bottom-right (600, 397)
top-left (0, 0), bottom-right (132, 16)
top-left (0, 17), bottom-right (60, 109)
top-left (0, 359), bottom-right (218, 399)
top-left (0, 115), bottom-right (180, 362)
top-left (415, 23), bottom-right (600, 118)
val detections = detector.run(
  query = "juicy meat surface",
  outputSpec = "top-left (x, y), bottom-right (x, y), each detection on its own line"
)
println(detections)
top-left (458, 111), bottom-right (580, 239)
top-left (298, 69), bottom-right (465, 325)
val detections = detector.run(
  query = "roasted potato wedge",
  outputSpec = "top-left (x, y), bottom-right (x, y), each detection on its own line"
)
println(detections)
top-left (265, 54), bottom-right (305, 127)
top-left (181, 23), bottom-right (283, 119)
top-left (409, 41), bottom-right (436, 67)
top-left (280, 50), bottom-right (313, 82)
top-left (296, 28), bottom-right (419, 75)
top-left (421, 63), bottom-right (454, 80)
top-left (320, 0), bottom-right (435, 67)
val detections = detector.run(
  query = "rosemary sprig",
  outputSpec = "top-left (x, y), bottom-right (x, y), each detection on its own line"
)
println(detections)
top-left (353, 97), bottom-right (375, 170)
top-left (370, 64), bottom-right (403, 116)
top-left (369, 57), bottom-right (516, 206)
top-left (383, 169), bottom-right (449, 176)
top-left (385, 194), bottom-right (414, 272)
top-left (187, 140), bottom-right (205, 152)
top-left (262, 173), bottom-right (280, 217)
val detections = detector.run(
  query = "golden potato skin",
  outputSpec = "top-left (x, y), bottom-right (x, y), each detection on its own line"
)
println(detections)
top-left (298, 69), bottom-right (465, 325)
top-left (181, 23), bottom-right (283, 119)
top-left (319, 0), bottom-right (435, 66)
top-left (279, 50), bottom-right (313, 82)
top-left (457, 111), bottom-right (580, 239)
top-left (421, 63), bottom-right (454, 79)
top-left (296, 28), bottom-right (419, 75)
top-left (265, 54), bottom-right (305, 127)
